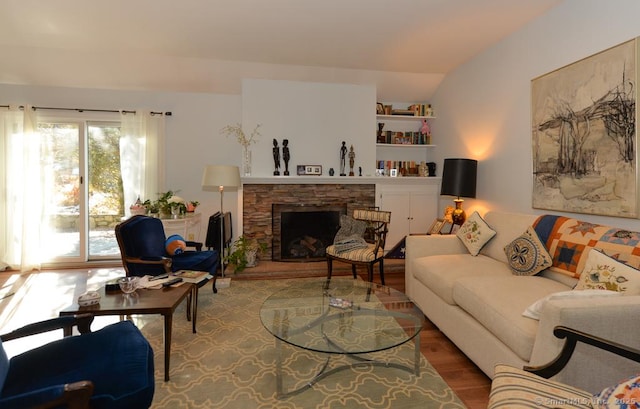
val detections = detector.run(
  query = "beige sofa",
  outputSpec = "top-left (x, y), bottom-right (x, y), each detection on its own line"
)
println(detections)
top-left (405, 211), bottom-right (640, 393)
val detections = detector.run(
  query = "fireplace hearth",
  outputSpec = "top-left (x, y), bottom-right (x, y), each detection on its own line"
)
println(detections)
top-left (272, 204), bottom-right (347, 262)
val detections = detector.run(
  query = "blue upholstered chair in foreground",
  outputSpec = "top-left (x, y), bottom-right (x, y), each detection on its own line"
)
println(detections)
top-left (115, 215), bottom-right (219, 293)
top-left (0, 314), bottom-right (154, 409)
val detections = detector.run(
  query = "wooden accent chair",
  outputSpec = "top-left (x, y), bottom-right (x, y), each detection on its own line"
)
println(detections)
top-left (326, 209), bottom-right (391, 284)
top-left (0, 314), bottom-right (154, 409)
top-left (488, 326), bottom-right (640, 408)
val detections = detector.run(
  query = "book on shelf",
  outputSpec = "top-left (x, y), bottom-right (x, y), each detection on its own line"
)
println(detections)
top-left (173, 270), bottom-right (211, 284)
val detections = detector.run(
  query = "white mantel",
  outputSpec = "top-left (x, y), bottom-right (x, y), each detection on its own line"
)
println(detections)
top-left (241, 176), bottom-right (441, 185)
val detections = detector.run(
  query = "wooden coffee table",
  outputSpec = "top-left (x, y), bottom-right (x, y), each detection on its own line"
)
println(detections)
top-left (59, 282), bottom-right (197, 381)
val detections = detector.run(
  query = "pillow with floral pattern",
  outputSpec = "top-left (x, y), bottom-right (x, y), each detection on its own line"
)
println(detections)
top-left (576, 249), bottom-right (640, 295)
top-left (456, 211), bottom-right (496, 256)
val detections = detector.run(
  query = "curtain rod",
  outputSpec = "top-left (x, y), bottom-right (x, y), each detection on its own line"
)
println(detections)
top-left (0, 105), bottom-right (172, 116)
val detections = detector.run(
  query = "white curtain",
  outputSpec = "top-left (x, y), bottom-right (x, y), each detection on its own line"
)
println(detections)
top-left (0, 105), bottom-right (44, 272)
top-left (120, 110), bottom-right (166, 216)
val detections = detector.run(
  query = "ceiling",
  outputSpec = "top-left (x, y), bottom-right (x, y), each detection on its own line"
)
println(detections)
top-left (0, 0), bottom-right (562, 100)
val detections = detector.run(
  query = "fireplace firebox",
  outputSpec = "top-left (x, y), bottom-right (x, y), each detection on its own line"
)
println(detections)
top-left (272, 204), bottom-right (347, 262)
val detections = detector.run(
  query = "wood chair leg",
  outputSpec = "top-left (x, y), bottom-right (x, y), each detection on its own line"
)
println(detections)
top-left (367, 264), bottom-right (374, 283)
top-left (351, 264), bottom-right (358, 279)
top-left (326, 258), bottom-right (333, 280)
top-left (379, 260), bottom-right (385, 285)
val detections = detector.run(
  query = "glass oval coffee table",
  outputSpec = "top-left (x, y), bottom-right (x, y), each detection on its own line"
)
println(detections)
top-left (260, 278), bottom-right (425, 398)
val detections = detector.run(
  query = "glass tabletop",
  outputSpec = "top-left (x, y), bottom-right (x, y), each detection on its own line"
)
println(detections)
top-left (260, 278), bottom-right (425, 355)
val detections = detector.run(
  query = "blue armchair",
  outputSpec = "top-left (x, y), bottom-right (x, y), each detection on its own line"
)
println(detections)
top-left (0, 314), bottom-right (154, 409)
top-left (115, 215), bottom-right (219, 293)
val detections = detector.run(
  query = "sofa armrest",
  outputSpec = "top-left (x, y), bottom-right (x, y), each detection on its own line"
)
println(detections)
top-left (529, 295), bottom-right (640, 392)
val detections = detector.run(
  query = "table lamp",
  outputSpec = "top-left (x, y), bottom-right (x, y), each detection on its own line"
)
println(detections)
top-left (202, 165), bottom-right (241, 277)
top-left (440, 158), bottom-right (477, 225)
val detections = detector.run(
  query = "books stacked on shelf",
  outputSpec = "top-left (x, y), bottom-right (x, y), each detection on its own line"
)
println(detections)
top-left (388, 104), bottom-right (434, 117)
top-left (378, 131), bottom-right (431, 145)
top-left (173, 270), bottom-right (211, 284)
top-left (376, 160), bottom-right (419, 176)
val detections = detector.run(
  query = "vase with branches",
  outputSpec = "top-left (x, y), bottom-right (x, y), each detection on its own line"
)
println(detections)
top-left (221, 123), bottom-right (261, 176)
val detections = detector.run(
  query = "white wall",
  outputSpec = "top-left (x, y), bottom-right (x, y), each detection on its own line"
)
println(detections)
top-left (431, 0), bottom-right (640, 229)
top-left (241, 79), bottom-right (376, 176)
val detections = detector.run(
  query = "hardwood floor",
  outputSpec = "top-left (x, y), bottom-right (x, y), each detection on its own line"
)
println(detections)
top-left (0, 261), bottom-right (491, 408)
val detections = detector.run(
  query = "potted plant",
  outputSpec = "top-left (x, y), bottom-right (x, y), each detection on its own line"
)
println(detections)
top-left (224, 236), bottom-right (267, 273)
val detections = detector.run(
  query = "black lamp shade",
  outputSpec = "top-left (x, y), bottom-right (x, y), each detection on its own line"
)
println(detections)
top-left (440, 158), bottom-right (477, 198)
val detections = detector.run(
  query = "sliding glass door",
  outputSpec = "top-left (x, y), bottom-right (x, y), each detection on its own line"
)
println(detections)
top-left (38, 119), bottom-right (123, 263)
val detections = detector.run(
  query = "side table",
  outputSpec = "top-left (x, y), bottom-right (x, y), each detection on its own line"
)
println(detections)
top-left (59, 283), bottom-right (197, 381)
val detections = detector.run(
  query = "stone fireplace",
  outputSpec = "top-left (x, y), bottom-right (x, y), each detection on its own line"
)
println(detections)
top-left (272, 203), bottom-right (346, 261)
top-left (242, 183), bottom-right (375, 261)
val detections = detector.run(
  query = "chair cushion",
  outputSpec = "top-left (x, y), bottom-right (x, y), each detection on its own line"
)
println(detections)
top-left (170, 250), bottom-right (219, 275)
top-left (489, 364), bottom-right (592, 408)
top-left (326, 243), bottom-right (383, 262)
top-left (1, 321), bottom-right (154, 409)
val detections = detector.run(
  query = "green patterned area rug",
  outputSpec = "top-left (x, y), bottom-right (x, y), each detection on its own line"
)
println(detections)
top-left (138, 278), bottom-right (465, 409)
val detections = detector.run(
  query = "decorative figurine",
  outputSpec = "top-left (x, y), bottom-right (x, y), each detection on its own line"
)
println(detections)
top-left (282, 139), bottom-right (290, 176)
top-left (421, 119), bottom-right (431, 144)
top-left (377, 122), bottom-right (386, 143)
top-left (272, 138), bottom-right (280, 176)
top-left (359, 166), bottom-right (362, 177)
top-left (348, 145), bottom-right (355, 176)
top-left (339, 141), bottom-right (347, 176)
top-left (418, 161), bottom-right (428, 177)
top-left (329, 168), bottom-right (335, 176)
top-left (427, 162), bottom-right (436, 177)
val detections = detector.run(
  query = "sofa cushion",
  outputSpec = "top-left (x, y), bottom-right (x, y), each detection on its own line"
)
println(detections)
top-left (412, 254), bottom-right (511, 305)
top-left (504, 226), bottom-right (552, 276)
top-left (576, 249), bottom-right (640, 294)
top-left (481, 212), bottom-right (540, 263)
top-left (453, 275), bottom-right (571, 361)
top-left (456, 211), bottom-right (497, 256)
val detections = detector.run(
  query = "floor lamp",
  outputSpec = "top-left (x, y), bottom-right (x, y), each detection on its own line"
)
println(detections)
top-left (202, 165), bottom-right (241, 278)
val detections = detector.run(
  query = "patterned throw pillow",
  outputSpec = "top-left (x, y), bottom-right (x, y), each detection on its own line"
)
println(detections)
top-left (504, 226), bottom-right (552, 276)
top-left (334, 214), bottom-right (367, 243)
top-left (456, 211), bottom-right (496, 256)
top-left (593, 374), bottom-right (640, 408)
top-left (576, 249), bottom-right (640, 295)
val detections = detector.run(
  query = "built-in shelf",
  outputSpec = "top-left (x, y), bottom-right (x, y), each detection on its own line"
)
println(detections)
top-left (376, 143), bottom-right (435, 148)
top-left (376, 115), bottom-right (435, 120)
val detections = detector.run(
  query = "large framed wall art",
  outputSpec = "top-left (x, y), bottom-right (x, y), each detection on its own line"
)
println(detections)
top-left (531, 38), bottom-right (639, 218)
